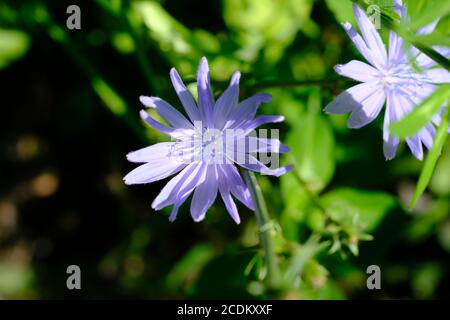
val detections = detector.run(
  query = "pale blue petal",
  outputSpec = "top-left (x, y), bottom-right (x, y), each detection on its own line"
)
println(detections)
top-left (417, 19), bottom-right (440, 35)
top-left (406, 135), bottom-right (424, 160)
top-left (393, 0), bottom-right (406, 18)
top-left (388, 5), bottom-right (408, 63)
top-left (190, 165), bottom-right (218, 222)
top-left (353, 4), bottom-right (387, 67)
top-left (389, 89), bottom-right (414, 120)
top-left (432, 108), bottom-right (450, 133)
top-left (416, 47), bottom-right (450, 68)
top-left (168, 164), bottom-right (207, 222)
top-left (348, 88), bottom-right (386, 128)
top-left (398, 84), bottom-right (447, 140)
top-left (334, 60), bottom-right (379, 82)
top-left (388, 30), bottom-right (405, 65)
top-left (218, 171), bottom-right (240, 224)
top-left (325, 82), bottom-right (380, 115)
top-left (383, 90), bottom-right (400, 160)
top-left (235, 153), bottom-right (293, 177)
top-left (152, 163), bottom-right (206, 211)
top-left (140, 96), bottom-right (193, 129)
top-left (341, 22), bottom-right (379, 68)
top-left (139, 110), bottom-right (193, 139)
top-left (169, 68), bottom-right (201, 123)
top-left (220, 165), bottom-right (254, 210)
top-left (423, 68), bottom-right (450, 84)
top-left (240, 136), bottom-right (290, 154)
top-left (225, 93), bottom-right (272, 129)
top-left (123, 159), bottom-right (186, 185)
top-left (127, 142), bottom-right (175, 163)
top-left (241, 115), bottom-right (285, 134)
top-left (418, 124), bottom-right (436, 150)
top-left (197, 57), bottom-right (215, 127)
top-left (399, 83), bottom-right (436, 105)
top-left (389, 89), bottom-right (425, 160)
top-left (214, 71), bottom-right (240, 129)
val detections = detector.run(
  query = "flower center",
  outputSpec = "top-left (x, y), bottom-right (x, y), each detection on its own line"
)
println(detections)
top-left (377, 66), bottom-right (399, 90)
top-left (200, 129), bottom-right (225, 163)
top-left (169, 128), bottom-right (227, 164)
top-left (378, 63), bottom-right (421, 92)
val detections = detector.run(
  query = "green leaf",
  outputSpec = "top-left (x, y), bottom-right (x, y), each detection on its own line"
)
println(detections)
top-left (287, 93), bottom-right (335, 192)
top-left (321, 188), bottom-right (397, 232)
top-left (165, 243), bottom-right (215, 292)
top-left (407, 0), bottom-right (450, 30)
top-left (411, 263), bottom-right (443, 298)
top-left (390, 84), bottom-right (450, 138)
top-left (412, 32), bottom-right (450, 47)
top-left (134, 1), bottom-right (198, 67)
top-left (430, 140), bottom-right (450, 195)
top-left (191, 251), bottom-right (254, 299)
top-left (0, 263), bottom-right (34, 297)
top-left (410, 106), bottom-right (450, 209)
top-left (285, 236), bottom-right (328, 284)
top-left (325, 0), bottom-right (357, 25)
top-left (280, 173), bottom-right (309, 220)
top-left (111, 32), bottom-right (135, 54)
top-left (0, 29), bottom-right (30, 69)
top-left (411, 43), bottom-right (450, 72)
top-left (223, 0), bottom-right (314, 65)
top-left (92, 77), bottom-right (128, 116)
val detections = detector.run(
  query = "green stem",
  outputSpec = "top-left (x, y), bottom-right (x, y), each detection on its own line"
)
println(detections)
top-left (243, 170), bottom-right (281, 290)
top-left (408, 41), bottom-right (450, 72)
top-left (245, 76), bottom-right (342, 91)
top-left (120, 0), bottom-right (159, 92)
top-left (96, 0), bottom-right (158, 92)
top-left (287, 155), bottom-right (339, 229)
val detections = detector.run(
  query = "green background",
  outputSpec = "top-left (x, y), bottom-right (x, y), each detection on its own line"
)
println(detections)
top-left (0, 0), bottom-right (449, 299)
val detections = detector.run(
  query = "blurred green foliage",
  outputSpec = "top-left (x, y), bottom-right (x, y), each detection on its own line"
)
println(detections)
top-left (0, 29), bottom-right (30, 69)
top-left (0, 0), bottom-right (449, 300)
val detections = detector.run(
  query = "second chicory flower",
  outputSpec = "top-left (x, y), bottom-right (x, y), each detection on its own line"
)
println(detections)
top-left (325, 1), bottom-right (450, 160)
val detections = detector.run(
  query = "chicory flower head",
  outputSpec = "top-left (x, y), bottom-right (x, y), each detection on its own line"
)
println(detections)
top-left (325, 1), bottom-right (450, 160)
top-left (124, 57), bottom-right (292, 223)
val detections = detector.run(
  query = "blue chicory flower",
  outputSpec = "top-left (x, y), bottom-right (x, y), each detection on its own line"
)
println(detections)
top-left (325, 1), bottom-right (450, 160)
top-left (124, 57), bottom-right (292, 223)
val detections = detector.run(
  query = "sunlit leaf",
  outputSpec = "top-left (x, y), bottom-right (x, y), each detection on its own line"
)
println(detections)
top-left (409, 106), bottom-right (450, 209)
top-left (325, 0), bottom-right (357, 25)
top-left (166, 243), bottom-right (215, 292)
top-left (111, 32), bottom-right (135, 54)
top-left (0, 263), bottom-right (34, 297)
top-left (390, 84), bottom-right (450, 138)
top-left (321, 188), bottom-right (397, 232)
top-left (288, 92), bottom-right (335, 192)
top-left (407, 0), bottom-right (450, 30)
top-left (0, 29), bottom-right (30, 69)
top-left (285, 236), bottom-right (327, 284)
top-left (223, 0), bottom-right (314, 65)
top-left (134, 1), bottom-right (196, 61)
top-left (412, 32), bottom-right (450, 47)
top-left (430, 140), bottom-right (450, 195)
